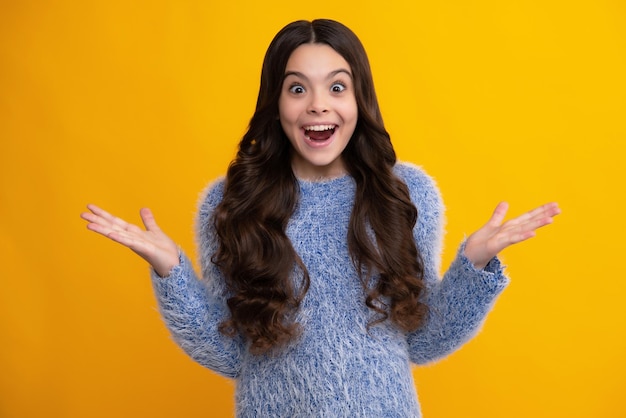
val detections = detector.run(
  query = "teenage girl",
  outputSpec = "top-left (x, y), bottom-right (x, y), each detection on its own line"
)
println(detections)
top-left (81, 19), bottom-right (560, 417)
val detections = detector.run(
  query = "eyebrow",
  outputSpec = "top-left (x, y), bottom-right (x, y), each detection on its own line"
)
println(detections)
top-left (283, 68), bottom-right (353, 81)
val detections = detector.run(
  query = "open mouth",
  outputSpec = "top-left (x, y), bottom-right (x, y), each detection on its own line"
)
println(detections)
top-left (303, 124), bottom-right (337, 142)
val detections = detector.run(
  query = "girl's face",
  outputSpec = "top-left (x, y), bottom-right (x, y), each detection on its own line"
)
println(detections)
top-left (278, 43), bottom-right (358, 180)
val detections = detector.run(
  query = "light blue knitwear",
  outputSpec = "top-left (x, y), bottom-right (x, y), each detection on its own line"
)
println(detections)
top-left (151, 162), bottom-right (509, 417)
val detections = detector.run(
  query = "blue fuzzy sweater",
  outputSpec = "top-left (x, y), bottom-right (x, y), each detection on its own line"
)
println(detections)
top-left (151, 162), bottom-right (509, 417)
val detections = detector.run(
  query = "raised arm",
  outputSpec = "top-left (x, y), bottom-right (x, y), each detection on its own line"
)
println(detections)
top-left (80, 205), bottom-right (180, 277)
top-left (394, 163), bottom-right (559, 365)
top-left (464, 201), bottom-right (560, 269)
top-left (80, 188), bottom-right (244, 377)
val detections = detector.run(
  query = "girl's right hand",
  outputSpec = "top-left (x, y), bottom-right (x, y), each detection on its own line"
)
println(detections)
top-left (80, 204), bottom-right (180, 278)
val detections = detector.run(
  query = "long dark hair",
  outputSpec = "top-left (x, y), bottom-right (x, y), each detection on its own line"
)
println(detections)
top-left (212, 19), bottom-right (427, 354)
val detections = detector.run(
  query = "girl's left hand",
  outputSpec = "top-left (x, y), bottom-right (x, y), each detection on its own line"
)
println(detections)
top-left (464, 202), bottom-right (561, 269)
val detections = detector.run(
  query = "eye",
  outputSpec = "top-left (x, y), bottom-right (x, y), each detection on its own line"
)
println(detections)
top-left (288, 84), bottom-right (305, 94)
top-left (331, 82), bottom-right (346, 93)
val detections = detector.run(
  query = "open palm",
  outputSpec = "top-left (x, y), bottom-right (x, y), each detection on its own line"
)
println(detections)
top-left (464, 202), bottom-right (561, 269)
top-left (80, 204), bottom-right (180, 277)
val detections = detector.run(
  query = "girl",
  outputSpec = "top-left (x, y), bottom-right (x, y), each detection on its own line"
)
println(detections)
top-left (81, 19), bottom-right (559, 417)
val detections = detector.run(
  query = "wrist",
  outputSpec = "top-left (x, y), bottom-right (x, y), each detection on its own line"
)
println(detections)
top-left (462, 240), bottom-right (489, 270)
top-left (153, 248), bottom-right (181, 278)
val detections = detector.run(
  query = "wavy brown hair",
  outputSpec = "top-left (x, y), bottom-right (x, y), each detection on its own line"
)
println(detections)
top-left (212, 19), bottom-right (428, 354)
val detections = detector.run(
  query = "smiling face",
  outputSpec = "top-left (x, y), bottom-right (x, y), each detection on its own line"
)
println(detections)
top-left (278, 43), bottom-right (358, 180)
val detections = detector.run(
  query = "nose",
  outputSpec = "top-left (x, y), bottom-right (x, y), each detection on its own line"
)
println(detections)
top-left (306, 91), bottom-right (329, 114)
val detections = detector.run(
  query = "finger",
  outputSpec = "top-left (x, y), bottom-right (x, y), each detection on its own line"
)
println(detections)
top-left (526, 202), bottom-right (560, 221)
top-left (86, 204), bottom-right (116, 222)
top-left (86, 220), bottom-right (152, 253)
top-left (487, 202), bottom-right (509, 227)
top-left (500, 211), bottom-right (555, 246)
top-left (81, 210), bottom-right (121, 232)
top-left (86, 204), bottom-right (131, 230)
top-left (83, 205), bottom-right (144, 237)
top-left (503, 202), bottom-right (561, 229)
top-left (517, 203), bottom-right (561, 230)
top-left (139, 208), bottom-right (161, 232)
top-left (543, 202), bottom-right (561, 217)
top-left (85, 220), bottom-right (122, 241)
top-left (80, 210), bottom-right (103, 225)
top-left (82, 205), bottom-right (108, 223)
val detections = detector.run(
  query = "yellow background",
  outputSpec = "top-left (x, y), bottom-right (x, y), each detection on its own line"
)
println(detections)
top-left (1, 1), bottom-right (624, 417)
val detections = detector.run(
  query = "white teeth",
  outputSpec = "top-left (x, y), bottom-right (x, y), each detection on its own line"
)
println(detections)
top-left (304, 124), bottom-right (336, 131)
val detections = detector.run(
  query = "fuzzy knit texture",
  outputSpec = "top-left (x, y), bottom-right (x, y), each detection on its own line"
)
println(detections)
top-left (151, 162), bottom-right (509, 417)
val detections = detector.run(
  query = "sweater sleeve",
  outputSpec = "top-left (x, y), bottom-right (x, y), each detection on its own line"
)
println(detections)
top-left (150, 179), bottom-right (244, 378)
top-left (395, 163), bottom-right (509, 365)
